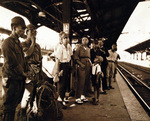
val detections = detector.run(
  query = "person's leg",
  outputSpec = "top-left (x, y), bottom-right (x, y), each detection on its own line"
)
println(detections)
top-left (101, 65), bottom-right (107, 90)
top-left (106, 63), bottom-right (110, 89)
top-left (59, 79), bottom-right (65, 100)
top-left (2, 79), bottom-right (22, 121)
top-left (59, 63), bottom-right (70, 109)
top-left (99, 78), bottom-right (107, 94)
top-left (21, 82), bottom-right (33, 121)
top-left (76, 67), bottom-right (85, 104)
top-left (93, 87), bottom-right (97, 100)
top-left (83, 63), bottom-right (91, 96)
top-left (97, 87), bottom-right (100, 99)
top-left (93, 87), bottom-right (99, 105)
top-left (110, 63), bottom-right (115, 89)
top-left (18, 80), bottom-right (25, 105)
top-left (63, 63), bottom-right (70, 102)
top-left (28, 81), bottom-right (37, 108)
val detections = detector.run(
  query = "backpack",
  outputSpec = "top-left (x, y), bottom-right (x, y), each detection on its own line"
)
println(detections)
top-left (36, 81), bottom-right (63, 121)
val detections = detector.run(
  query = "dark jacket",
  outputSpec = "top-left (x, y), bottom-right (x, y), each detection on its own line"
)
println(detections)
top-left (96, 46), bottom-right (109, 66)
top-left (1, 34), bottom-right (26, 80)
top-left (90, 48), bottom-right (97, 63)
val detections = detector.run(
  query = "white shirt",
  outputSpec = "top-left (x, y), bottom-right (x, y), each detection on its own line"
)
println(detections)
top-left (107, 50), bottom-right (118, 62)
top-left (54, 43), bottom-right (61, 57)
top-left (92, 64), bottom-right (101, 75)
top-left (56, 44), bottom-right (73, 63)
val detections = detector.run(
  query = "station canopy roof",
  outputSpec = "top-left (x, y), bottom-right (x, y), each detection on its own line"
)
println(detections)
top-left (0, 0), bottom-right (144, 48)
top-left (125, 39), bottom-right (150, 53)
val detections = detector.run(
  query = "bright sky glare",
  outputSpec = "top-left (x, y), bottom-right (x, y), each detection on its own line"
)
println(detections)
top-left (117, 1), bottom-right (150, 53)
top-left (0, 6), bottom-right (59, 49)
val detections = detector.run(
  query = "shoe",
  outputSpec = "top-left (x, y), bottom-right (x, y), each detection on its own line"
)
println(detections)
top-left (81, 95), bottom-right (88, 102)
top-left (75, 98), bottom-right (83, 104)
top-left (61, 101), bottom-right (67, 109)
top-left (82, 98), bottom-right (88, 102)
top-left (92, 98), bottom-right (95, 103)
top-left (109, 86), bottom-right (114, 89)
top-left (57, 96), bottom-right (62, 102)
top-left (64, 97), bottom-right (69, 104)
top-left (106, 87), bottom-right (110, 90)
top-left (100, 91), bottom-right (107, 94)
top-left (93, 99), bottom-right (99, 105)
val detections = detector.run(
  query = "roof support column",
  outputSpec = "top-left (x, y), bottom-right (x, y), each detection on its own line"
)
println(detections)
top-left (63, 0), bottom-right (72, 44)
top-left (63, 0), bottom-right (73, 91)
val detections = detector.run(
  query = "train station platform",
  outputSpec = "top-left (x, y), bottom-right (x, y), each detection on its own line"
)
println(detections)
top-left (0, 67), bottom-right (149, 121)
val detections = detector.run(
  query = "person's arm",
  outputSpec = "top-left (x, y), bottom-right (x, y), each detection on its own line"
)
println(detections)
top-left (69, 44), bottom-right (74, 60)
top-left (23, 38), bottom-right (35, 57)
top-left (37, 44), bottom-right (43, 79)
top-left (2, 39), bottom-right (25, 76)
top-left (74, 47), bottom-right (85, 69)
top-left (55, 46), bottom-right (63, 74)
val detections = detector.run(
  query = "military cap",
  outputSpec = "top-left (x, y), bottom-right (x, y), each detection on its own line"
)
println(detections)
top-left (26, 24), bottom-right (36, 31)
top-left (11, 16), bottom-right (26, 28)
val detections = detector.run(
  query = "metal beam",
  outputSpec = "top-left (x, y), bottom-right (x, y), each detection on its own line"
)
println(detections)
top-left (28, 0), bottom-right (63, 24)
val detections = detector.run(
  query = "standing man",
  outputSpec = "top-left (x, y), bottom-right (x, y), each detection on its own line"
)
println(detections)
top-left (106, 44), bottom-right (118, 89)
top-left (74, 37), bottom-right (91, 104)
top-left (96, 38), bottom-right (109, 91)
top-left (1, 16), bottom-right (27, 121)
top-left (21, 24), bottom-right (42, 118)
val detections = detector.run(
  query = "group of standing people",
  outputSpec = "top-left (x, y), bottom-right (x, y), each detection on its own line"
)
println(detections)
top-left (73, 38), bottom-right (119, 105)
top-left (1, 16), bottom-right (120, 121)
top-left (54, 32), bottom-right (119, 107)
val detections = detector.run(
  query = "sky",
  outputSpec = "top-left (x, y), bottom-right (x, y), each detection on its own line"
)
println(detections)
top-left (0, 6), bottom-right (59, 49)
top-left (117, 1), bottom-right (150, 54)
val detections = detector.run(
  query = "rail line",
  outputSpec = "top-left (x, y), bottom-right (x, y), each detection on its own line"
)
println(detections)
top-left (119, 62), bottom-right (150, 74)
top-left (117, 64), bottom-right (150, 115)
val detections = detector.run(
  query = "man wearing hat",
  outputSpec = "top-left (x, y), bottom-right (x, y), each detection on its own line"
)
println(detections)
top-left (21, 24), bottom-right (42, 116)
top-left (1, 16), bottom-right (27, 121)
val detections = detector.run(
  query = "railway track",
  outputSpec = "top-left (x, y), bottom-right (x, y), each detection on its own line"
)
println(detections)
top-left (119, 62), bottom-right (150, 74)
top-left (117, 64), bottom-right (150, 116)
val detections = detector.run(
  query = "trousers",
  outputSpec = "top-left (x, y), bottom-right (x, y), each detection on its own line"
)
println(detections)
top-left (59, 63), bottom-right (70, 100)
top-left (76, 59), bottom-right (91, 98)
top-left (2, 78), bottom-right (25, 121)
top-left (106, 62), bottom-right (115, 87)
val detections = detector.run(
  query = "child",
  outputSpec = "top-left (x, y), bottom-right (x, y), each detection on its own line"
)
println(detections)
top-left (91, 56), bottom-right (103, 105)
top-left (55, 32), bottom-right (73, 108)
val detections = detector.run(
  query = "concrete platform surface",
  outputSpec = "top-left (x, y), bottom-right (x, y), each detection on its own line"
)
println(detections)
top-left (62, 79), bottom-right (131, 121)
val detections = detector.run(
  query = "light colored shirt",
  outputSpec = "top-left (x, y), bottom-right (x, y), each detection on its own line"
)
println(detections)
top-left (92, 64), bottom-right (101, 75)
top-left (54, 43), bottom-right (61, 57)
top-left (56, 44), bottom-right (73, 63)
top-left (107, 50), bottom-right (118, 62)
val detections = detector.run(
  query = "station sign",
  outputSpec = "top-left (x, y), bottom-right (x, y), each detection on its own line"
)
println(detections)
top-left (63, 23), bottom-right (70, 34)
